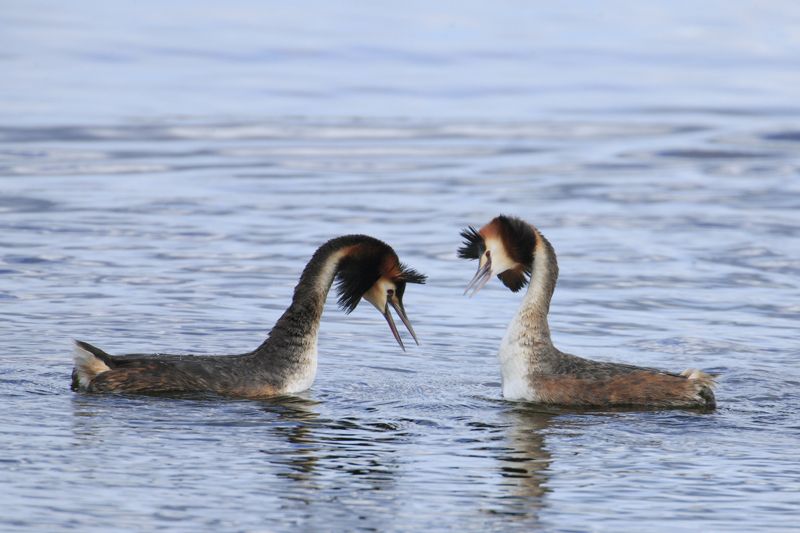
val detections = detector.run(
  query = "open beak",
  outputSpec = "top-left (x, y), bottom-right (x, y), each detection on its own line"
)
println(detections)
top-left (381, 300), bottom-right (405, 352)
top-left (389, 296), bottom-right (419, 346)
top-left (464, 255), bottom-right (492, 297)
top-left (365, 281), bottom-right (420, 351)
top-left (379, 294), bottom-right (420, 352)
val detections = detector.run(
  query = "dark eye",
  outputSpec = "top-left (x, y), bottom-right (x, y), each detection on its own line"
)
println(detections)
top-left (387, 288), bottom-right (394, 296)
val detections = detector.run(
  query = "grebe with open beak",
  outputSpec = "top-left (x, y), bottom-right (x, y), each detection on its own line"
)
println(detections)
top-left (459, 216), bottom-right (715, 409)
top-left (72, 235), bottom-right (426, 398)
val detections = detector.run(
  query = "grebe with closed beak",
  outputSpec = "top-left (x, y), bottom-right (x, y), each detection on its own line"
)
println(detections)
top-left (459, 215), bottom-right (715, 409)
top-left (72, 234), bottom-right (426, 398)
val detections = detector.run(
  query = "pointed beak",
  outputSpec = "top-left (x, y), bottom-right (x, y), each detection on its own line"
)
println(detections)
top-left (389, 296), bottom-right (419, 346)
top-left (364, 281), bottom-right (420, 352)
top-left (381, 300), bottom-right (405, 352)
top-left (464, 255), bottom-right (492, 297)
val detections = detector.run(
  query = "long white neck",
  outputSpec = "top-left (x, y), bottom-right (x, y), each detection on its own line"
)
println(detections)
top-left (498, 229), bottom-right (559, 398)
top-left (251, 239), bottom-right (354, 394)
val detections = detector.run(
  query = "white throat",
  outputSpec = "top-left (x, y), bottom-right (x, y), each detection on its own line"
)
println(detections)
top-left (497, 235), bottom-right (554, 400)
top-left (279, 247), bottom-right (348, 394)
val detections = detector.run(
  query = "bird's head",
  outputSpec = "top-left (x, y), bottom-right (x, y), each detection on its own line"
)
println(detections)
top-left (335, 236), bottom-right (426, 350)
top-left (458, 215), bottom-right (536, 296)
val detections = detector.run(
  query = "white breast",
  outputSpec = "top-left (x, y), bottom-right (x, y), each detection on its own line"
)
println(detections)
top-left (281, 343), bottom-right (319, 394)
top-left (498, 337), bottom-right (535, 401)
top-left (495, 235), bottom-right (554, 402)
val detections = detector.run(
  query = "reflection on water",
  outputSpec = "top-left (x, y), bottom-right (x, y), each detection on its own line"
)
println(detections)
top-left (494, 408), bottom-right (553, 524)
top-left (1, 113), bottom-right (799, 531)
top-left (3, 1), bottom-right (800, 531)
top-left (261, 397), bottom-right (321, 484)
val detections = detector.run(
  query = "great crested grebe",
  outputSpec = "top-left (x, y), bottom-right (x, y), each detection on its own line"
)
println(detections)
top-left (459, 215), bottom-right (716, 409)
top-left (72, 235), bottom-right (426, 398)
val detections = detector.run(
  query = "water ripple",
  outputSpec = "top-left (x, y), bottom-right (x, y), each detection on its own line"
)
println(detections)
top-left (1, 114), bottom-right (799, 532)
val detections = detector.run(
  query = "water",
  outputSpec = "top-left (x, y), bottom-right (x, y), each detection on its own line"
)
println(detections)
top-left (2, 1), bottom-right (800, 531)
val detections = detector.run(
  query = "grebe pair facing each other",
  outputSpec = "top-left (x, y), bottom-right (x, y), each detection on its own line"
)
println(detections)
top-left (72, 221), bottom-right (716, 409)
top-left (459, 215), bottom-right (716, 409)
top-left (72, 235), bottom-right (426, 398)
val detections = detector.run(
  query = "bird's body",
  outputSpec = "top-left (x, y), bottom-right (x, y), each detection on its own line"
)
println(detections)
top-left (72, 235), bottom-right (425, 398)
top-left (460, 216), bottom-right (716, 409)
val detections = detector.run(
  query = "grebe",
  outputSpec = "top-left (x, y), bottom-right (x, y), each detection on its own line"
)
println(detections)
top-left (459, 215), bottom-right (716, 409)
top-left (72, 235), bottom-right (426, 398)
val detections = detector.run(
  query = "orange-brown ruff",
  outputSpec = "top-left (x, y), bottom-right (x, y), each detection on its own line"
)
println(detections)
top-left (459, 216), bottom-right (716, 409)
top-left (71, 235), bottom-right (425, 398)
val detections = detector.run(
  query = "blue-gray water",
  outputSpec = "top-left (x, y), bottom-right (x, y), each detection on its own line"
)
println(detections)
top-left (2, 2), bottom-right (800, 531)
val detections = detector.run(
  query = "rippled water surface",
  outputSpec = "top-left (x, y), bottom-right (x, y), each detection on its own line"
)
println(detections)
top-left (3, 2), bottom-right (800, 531)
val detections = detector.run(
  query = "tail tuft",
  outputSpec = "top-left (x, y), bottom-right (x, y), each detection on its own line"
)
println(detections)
top-left (72, 340), bottom-right (112, 391)
top-left (680, 368), bottom-right (717, 387)
top-left (681, 368), bottom-right (717, 409)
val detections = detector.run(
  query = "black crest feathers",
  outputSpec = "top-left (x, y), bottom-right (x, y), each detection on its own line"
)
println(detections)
top-left (394, 263), bottom-right (427, 301)
top-left (335, 249), bottom-right (383, 314)
top-left (333, 237), bottom-right (426, 313)
top-left (495, 215), bottom-right (536, 292)
top-left (495, 216), bottom-right (536, 268)
top-left (458, 226), bottom-right (484, 260)
top-left (497, 268), bottom-right (528, 292)
top-left (398, 263), bottom-right (427, 285)
top-left (458, 216), bottom-right (537, 293)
